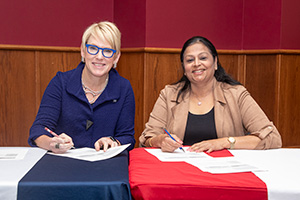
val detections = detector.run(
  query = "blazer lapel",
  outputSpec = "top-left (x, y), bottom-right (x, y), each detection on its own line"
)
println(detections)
top-left (214, 81), bottom-right (226, 138)
top-left (66, 62), bottom-right (87, 103)
top-left (170, 92), bottom-right (190, 141)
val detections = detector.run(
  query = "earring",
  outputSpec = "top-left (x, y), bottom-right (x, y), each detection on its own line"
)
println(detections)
top-left (113, 63), bottom-right (117, 68)
top-left (81, 57), bottom-right (85, 63)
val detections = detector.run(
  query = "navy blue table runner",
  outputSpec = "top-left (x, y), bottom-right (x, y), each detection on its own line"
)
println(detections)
top-left (17, 151), bottom-right (131, 200)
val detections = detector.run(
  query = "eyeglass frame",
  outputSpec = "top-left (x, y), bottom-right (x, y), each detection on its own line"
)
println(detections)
top-left (85, 44), bottom-right (116, 58)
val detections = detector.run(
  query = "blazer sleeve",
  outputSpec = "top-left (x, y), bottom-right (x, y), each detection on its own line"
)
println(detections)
top-left (237, 86), bottom-right (282, 149)
top-left (139, 87), bottom-right (169, 147)
top-left (28, 73), bottom-right (63, 146)
top-left (114, 80), bottom-right (136, 150)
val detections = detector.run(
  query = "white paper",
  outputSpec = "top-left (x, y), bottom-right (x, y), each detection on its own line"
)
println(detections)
top-left (48, 143), bottom-right (130, 162)
top-left (145, 147), bottom-right (211, 162)
top-left (186, 156), bottom-right (264, 174)
top-left (0, 149), bottom-right (28, 160)
top-left (145, 147), bottom-right (263, 174)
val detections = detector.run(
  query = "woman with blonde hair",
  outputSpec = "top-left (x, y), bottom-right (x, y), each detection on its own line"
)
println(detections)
top-left (29, 21), bottom-right (135, 153)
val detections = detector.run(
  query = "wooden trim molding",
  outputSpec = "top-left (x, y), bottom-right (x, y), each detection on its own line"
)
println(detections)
top-left (1, 44), bottom-right (299, 54)
top-left (121, 47), bottom-right (300, 55)
top-left (0, 44), bottom-right (80, 52)
top-left (218, 49), bottom-right (300, 55)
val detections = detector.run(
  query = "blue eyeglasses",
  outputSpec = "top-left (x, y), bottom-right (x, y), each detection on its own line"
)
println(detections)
top-left (85, 44), bottom-right (116, 58)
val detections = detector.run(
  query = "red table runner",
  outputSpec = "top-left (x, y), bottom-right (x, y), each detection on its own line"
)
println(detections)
top-left (129, 148), bottom-right (267, 200)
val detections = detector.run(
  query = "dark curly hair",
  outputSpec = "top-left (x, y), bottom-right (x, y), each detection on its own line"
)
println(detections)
top-left (174, 36), bottom-right (241, 103)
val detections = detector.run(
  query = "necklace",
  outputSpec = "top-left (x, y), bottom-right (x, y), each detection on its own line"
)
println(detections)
top-left (193, 93), bottom-right (202, 106)
top-left (82, 75), bottom-right (109, 104)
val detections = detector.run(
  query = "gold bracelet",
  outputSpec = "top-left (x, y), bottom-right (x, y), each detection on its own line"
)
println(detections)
top-left (149, 138), bottom-right (153, 147)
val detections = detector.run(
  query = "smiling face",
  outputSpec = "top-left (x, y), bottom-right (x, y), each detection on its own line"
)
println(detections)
top-left (183, 42), bottom-right (217, 85)
top-left (81, 35), bottom-right (120, 79)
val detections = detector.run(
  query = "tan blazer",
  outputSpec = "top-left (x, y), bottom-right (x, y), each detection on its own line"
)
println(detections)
top-left (140, 79), bottom-right (282, 150)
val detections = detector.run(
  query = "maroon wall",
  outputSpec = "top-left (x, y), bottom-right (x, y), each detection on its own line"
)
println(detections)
top-left (242, 0), bottom-right (281, 49)
top-left (0, 0), bottom-right (113, 47)
top-left (143, 0), bottom-right (299, 50)
top-left (1, 0), bottom-right (299, 49)
top-left (144, 0), bottom-right (244, 49)
top-left (114, 0), bottom-right (146, 48)
top-left (281, 0), bottom-right (300, 49)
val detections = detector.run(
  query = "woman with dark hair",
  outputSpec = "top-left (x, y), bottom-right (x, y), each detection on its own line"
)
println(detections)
top-left (140, 36), bottom-right (282, 153)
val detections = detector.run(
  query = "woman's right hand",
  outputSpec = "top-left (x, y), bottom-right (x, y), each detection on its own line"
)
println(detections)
top-left (49, 133), bottom-right (74, 154)
top-left (35, 133), bottom-right (74, 154)
top-left (35, 134), bottom-right (74, 154)
top-left (151, 134), bottom-right (183, 153)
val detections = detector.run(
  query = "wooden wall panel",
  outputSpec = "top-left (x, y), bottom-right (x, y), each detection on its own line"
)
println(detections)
top-left (118, 52), bottom-right (145, 147)
top-left (278, 55), bottom-right (300, 147)
top-left (0, 50), bottom-right (36, 146)
top-left (218, 54), bottom-right (246, 84)
top-left (245, 55), bottom-right (278, 123)
top-left (37, 51), bottom-right (80, 102)
top-left (143, 52), bottom-right (182, 125)
top-left (0, 47), bottom-right (80, 147)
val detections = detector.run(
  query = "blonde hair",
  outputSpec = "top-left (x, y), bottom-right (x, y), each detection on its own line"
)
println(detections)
top-left (81, 21), bottom-right (121, 55)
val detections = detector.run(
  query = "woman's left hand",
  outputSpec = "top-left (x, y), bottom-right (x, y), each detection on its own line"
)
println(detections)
top-left (94, 137), bottom-right (119, 152)
top-left (188, 138), bottom-right (228, 153)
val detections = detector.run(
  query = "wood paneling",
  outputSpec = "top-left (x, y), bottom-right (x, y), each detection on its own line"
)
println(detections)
top-left (0, 50), bottom-right (36, 146)
top-left (143, 52), bottom-right (182, 124)
top-left (218, 54), bottom-right (245, 84)
top-left (0, 46), bottom-right (80, 147)
top-left (37, 51), bottom-right (80, 101)
top-left (278, 55), bottom-right (300, 147)
top-left (1, 45), bottom-right (300, 148)
top-left (118, 52), bottom-right (145, 147)
top-left (245, 55), bottom-right (278, 122)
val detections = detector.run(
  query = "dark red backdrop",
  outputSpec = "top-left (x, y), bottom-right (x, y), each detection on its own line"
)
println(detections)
top-left (1, 0), bottom-right (299, 49)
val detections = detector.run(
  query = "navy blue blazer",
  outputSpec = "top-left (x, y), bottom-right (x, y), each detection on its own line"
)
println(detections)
top-left (29, 62), bottom-right (136, 150)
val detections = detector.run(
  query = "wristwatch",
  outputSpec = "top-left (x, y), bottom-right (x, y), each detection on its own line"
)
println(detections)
top-left (227, 137), bottom-right (236, 149)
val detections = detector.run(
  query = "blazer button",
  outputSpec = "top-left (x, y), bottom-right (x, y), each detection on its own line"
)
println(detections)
top-left (113, 99), bottom-right (117, 103)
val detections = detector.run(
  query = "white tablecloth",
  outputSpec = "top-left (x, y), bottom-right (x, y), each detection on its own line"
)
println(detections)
top-left (230, 148), bottom-right (300, 200)
top-left (0, 147), bottom-right (46, 200)
top-left (1, 147), bottom-right (299, 200)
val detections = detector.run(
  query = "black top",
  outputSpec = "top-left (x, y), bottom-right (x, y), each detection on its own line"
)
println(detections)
top-left (183, 108), bottom-right (218, 146)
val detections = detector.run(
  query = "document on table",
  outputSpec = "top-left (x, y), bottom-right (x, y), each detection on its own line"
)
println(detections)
top-left (146, 147), bottom-right (263, 173)
top-left (48, 143), bottom-right (130, 162)
top-left (186, 157), bottom-right (265, 174)
top-left (145, 147), bottom-right (211, 161)
top-left (0, 148), bottom-right (28, 160)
